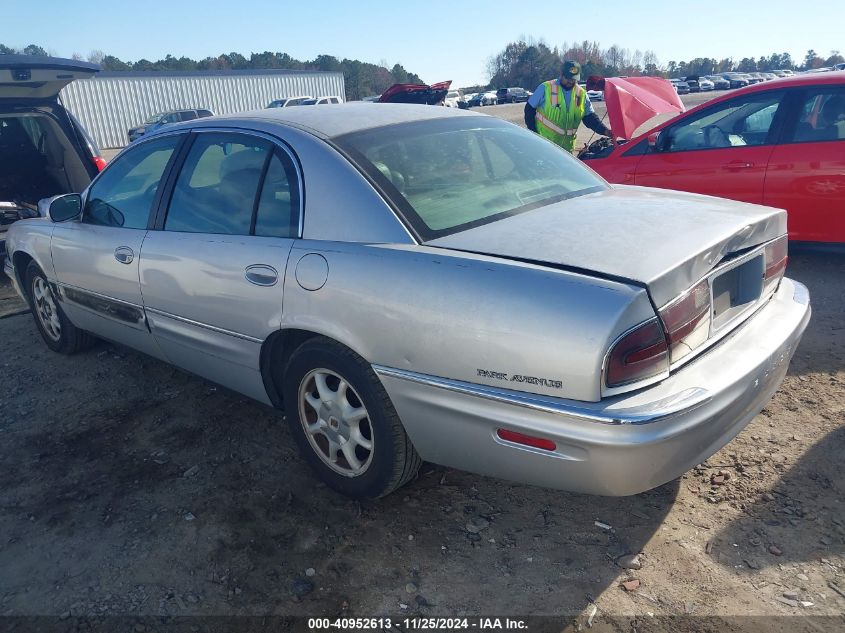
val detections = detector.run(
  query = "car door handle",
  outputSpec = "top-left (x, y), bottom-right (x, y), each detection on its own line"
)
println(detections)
top-left (114, 246), bottom-right (134, 264)
top-left (722, 161), bottom-right (754, 170)
top-left (244, 264), bottom-right (278, 287)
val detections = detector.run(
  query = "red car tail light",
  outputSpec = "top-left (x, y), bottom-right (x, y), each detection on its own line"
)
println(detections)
top-left (658, 279), bottom-right (712, 364)
top-left (605, 318), bottom-right (669, 388)
top-left (763, 236), bottom-right (788, 295)
top-left (496, 428), bottom-right (556, 451)
top-left (93, 156), bottom-right (107, 172)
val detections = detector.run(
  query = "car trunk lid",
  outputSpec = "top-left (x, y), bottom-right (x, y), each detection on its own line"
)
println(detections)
top-left (427, 185), bottom-right (785, 307)
top-left (0, 55), bottom-right (99, 101)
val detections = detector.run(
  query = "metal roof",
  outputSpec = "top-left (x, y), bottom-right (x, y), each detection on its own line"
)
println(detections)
top-left (97, 68), bottom-right (343, 78)
top-left (59, 70), bottom-right (346, 148)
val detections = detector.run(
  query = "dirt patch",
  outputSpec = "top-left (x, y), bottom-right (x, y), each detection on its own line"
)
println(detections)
top-left (0, 254), bottom-right (843, 627)
top-left (0, 269), bottom-right (27, 318)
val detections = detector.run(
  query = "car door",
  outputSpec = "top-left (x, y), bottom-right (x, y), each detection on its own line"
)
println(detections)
top-left (139, 130), bottom-right (301, 404)
top-left (634, 90), bottom-right (787, 205)
top-left (50, 133), bottom-right (184, 358)
top-left (764, 87), bottom-right (845, 243)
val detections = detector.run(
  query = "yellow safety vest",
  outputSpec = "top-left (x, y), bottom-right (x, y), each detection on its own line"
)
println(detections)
top-left (535, 80), bottom-right (586, 152)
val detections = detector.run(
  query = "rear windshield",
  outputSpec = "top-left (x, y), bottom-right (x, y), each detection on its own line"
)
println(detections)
top-left (334, 117), bottom-right (606, 241)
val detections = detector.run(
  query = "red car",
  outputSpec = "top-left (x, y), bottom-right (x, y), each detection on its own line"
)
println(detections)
top-left (585, 72), bottom-right (845, 244)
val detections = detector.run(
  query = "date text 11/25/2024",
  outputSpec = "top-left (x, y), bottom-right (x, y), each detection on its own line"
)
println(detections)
top-left (308, 618), bottom-right (528, 630)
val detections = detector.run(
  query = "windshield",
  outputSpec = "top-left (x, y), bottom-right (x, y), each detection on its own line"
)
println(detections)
top-left (144, 112), bottom-right (166, 124)
top-left (335, 117), bottom-right (606, 241)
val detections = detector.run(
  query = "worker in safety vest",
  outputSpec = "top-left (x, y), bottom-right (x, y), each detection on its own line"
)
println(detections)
top-left (524, 60), bottom-right (613, 152)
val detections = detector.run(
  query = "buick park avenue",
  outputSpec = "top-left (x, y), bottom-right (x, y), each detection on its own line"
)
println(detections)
top-left (5, 104), bottom-right (810, 498)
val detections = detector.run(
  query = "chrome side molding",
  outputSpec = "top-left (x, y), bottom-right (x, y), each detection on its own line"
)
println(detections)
top-left (373, 365), bottom-right (711, 426)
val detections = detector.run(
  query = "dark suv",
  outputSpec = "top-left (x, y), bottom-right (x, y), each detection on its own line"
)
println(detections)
top-left (1, 55), bottom-right (105, 265)
top-left (128, 108), bottom-right (214, 143)
top-left (496, 87), bottom-right (530, 103)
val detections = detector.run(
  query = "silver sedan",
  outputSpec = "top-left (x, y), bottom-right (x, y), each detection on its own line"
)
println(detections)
top-left (4, 104), bottom-right (810, 498)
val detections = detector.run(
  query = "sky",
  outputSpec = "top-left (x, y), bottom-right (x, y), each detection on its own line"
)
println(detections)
top-left (3, 0), bottom-right (841, 87)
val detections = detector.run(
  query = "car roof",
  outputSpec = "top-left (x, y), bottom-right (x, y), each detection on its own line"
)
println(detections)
top-left (157, 108), bottom-right (204, 115)
top-left (210, 102), bottom-right (482, 138)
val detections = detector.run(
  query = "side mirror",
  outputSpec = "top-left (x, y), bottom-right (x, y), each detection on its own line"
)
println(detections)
top-left (647, 131), bottom-right (662, 151)
top-left (45, 193), bottom-right (82, 223)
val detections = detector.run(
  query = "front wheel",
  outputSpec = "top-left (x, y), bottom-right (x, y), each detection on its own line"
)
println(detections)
top-left (283, 337), bottom-right (421, 498)
top-left (25, 261), bottom-right (94, 354)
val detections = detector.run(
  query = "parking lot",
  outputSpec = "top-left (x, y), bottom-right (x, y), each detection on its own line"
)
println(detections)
top-left (0, 89), bottom-right (843, 628)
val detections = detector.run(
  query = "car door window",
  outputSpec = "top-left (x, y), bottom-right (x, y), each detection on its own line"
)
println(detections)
top-left (254, 150), bottom-right (301, 237)
top-left (791, 90), bottom-right (845, 143)
top-left (84, 135), bottom-right (180, 229)
top-left (179, 110), bottom-right (198, 122)
top-left (664, 91), bottom-right (784, 152)
top-left (165, 133), bottom-right (271, 235)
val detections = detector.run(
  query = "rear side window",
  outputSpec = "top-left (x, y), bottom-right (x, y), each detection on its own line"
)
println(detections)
top-left (791, 90), bottom-right (845, 143)
top-left (84, 135), bottom-right (180, 229)
top-left (165, 133), bottom-right (300, 237)
top-left (254, 151), bottom-right (300, 238)
top-left (179, 111), bottom-right (198, 122)
top-left (197, 110), bottom-right (213, 118)
top-left (165, 133), bottom-right (271, 235)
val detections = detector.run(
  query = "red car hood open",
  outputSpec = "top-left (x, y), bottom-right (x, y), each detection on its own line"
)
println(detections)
top-left (378, 81), bottom-right (452, 105)
top-left (603, 77), bottom-right (685, 139)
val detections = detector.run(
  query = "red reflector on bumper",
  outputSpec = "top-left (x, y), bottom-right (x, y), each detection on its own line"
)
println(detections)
top-left (496, 428), bottom-right (556, 451)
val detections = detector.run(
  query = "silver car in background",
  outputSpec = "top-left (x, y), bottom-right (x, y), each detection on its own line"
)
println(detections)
top-left (4, 104), bottom-right (810, 498)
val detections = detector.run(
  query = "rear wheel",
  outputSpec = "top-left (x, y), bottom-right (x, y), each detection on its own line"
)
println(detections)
top-left (26, 261), bottom-right (94, 354)
top-left (283, 337), bottom-right (421, 498)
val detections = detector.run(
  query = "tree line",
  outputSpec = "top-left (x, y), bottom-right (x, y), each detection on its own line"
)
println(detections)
top-left (486, 39), bottom-right (844, 92)
top-left (4, 42), bottom-right (843, 98)
top-left (0, 44), bottom-right (422, 101)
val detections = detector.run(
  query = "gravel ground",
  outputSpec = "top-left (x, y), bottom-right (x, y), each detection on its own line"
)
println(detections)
top-left (1, 254), bottom-right (843, 629)
top-left (1, 90), bottom-right (843, 630)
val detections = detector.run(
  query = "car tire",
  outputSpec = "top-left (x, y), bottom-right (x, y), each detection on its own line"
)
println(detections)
top-left (25, 261), bottom-right (95, 354)
top-left (283, 337), bottom-right (421, 498)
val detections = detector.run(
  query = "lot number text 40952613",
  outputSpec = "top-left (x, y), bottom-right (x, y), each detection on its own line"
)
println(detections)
top-left (308, 618), bottom-right (528, 630)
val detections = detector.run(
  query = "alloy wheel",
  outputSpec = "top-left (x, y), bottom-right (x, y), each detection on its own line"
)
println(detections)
top-left (32, 277), bottom-right (61, 342)
top-left (297, 368), bottom-right (374, 477)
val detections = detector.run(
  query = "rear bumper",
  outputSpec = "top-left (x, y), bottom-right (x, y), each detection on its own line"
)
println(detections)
top-left (376, 278), bottom-right (810, 495)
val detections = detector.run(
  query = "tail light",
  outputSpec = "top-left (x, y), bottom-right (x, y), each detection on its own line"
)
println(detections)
top-left (92, 156), bottom-right (107, 172)
top-left (606, 238), bottom-right (785, 391)
top-left (763, 236), bottom-right (788, 296)
top-left (605, 318), bottom-right (669, 388)
top-left (658, 279), bottom-right (711, 364)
